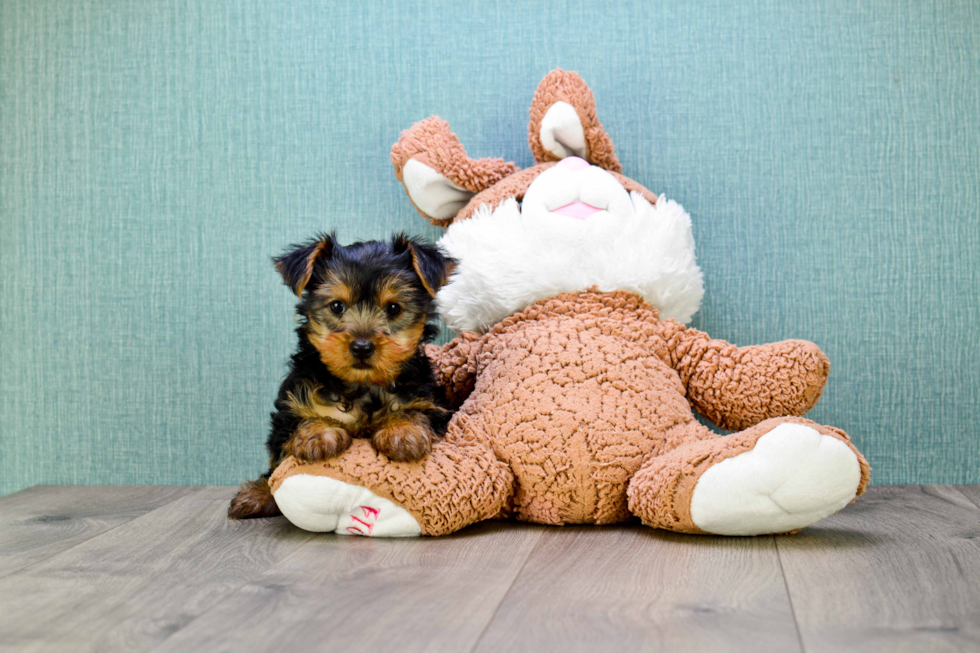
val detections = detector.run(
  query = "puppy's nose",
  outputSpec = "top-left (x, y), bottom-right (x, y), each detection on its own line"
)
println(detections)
top-left (349, 339), bottom-right (375, 360)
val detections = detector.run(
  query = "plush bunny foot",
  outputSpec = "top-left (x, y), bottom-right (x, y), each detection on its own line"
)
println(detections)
top-left (272, 473), bottom-right (421, 537)
top-left (688, 422), bottom-right (862, 535)
top-left (268, 434), bottom-right (514, 537)
top-left (628, 417), bottom-right (869, 536)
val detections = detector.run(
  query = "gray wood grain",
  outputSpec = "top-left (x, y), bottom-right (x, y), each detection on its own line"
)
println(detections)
top-left (0, 486), bottom-right (313, 653)
top-left (957, 485), bottom-right (980, 511)
top-left (3, 484), bottom-right (979, 653)
top-left (0, 485), bottom-right (196, 579)
top-left (472, 525), bottom-right (801, 653)
top-left (776, 485), bottom-right (980, 653)
top-left (148, 521), bottom-right (547, 653)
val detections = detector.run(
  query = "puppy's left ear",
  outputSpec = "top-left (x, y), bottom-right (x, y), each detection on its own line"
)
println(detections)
top-left (393, 235), bottom-right (456, 297)
top-left (273, 232), bottom-right (335, 297)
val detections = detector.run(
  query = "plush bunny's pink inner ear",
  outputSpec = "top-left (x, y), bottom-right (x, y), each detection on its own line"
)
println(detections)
top-left (401, 159), bottom-right (476, 221)
top-left (539, 101), bottom-right (587, 160)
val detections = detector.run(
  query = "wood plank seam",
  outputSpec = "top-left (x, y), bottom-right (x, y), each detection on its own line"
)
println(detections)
top-left (774, 534), bottom-right (809, 653)
top-left (469, 525), bottom-right (805, 652)
top-left (0, 487), bottom-right (318, 652)
top-left (0, 487), bottom-right (207, 581)
top-left (143, 519), bottom-right (331, 651)
top-left (777, 485), bottom-right (980, 653)
top-left (125, 488), bottom-right (317, 648)
top-left (144, 522), bottom-right (547, 653)
top-left (0, 485), bottom-right (198, 581)
top-left (0, 487), bottom-right (213, 585)
top-left (464, 526), bottom-right (544, 653)
top-left (122, 491), bottom-right (319, 651)
top-left (954, 485), bottom-right (980, 511)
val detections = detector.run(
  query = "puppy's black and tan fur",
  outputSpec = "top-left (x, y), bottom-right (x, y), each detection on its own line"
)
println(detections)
top-left (229, 233), bottom-right (455, 519)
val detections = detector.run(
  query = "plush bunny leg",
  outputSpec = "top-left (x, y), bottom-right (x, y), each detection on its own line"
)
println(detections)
top-left (270, 471), bottom-right (421, 537)
top-left (627, 417), bottom-right (869, 536)
top-left (270, 413), bottom-right (513, 537)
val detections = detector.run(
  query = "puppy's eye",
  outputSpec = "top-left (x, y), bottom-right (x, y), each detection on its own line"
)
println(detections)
top-left (328, 300), bottom-right (346, 316)
top-left (385, 302), bottom-right (402, 318)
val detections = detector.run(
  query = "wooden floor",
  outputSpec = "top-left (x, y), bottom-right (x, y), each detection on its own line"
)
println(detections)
top-left (0, 486), bottom-right (978, 652)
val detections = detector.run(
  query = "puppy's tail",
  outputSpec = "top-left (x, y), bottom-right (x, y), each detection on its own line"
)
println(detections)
top-left (228, 477), bottom-right (282, 519)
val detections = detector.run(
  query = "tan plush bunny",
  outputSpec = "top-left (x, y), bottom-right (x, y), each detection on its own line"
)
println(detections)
top-left (268, 69), bottom-right (869, 537)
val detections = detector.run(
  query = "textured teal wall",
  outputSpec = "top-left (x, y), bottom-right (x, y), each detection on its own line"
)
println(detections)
top-left (2, 0), bottom-right (978, 495)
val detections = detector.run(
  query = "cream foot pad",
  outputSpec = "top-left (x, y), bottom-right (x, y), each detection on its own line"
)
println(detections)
top-left (273, 474), bottom-right (422, 537)
top-left (690, 423), bottom-right (862, 536)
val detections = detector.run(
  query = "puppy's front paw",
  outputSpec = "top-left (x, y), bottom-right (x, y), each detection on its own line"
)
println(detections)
top-left (372, 417), bottom-right (433, 462)
top-left (286, 420), bottom-right (352, 463)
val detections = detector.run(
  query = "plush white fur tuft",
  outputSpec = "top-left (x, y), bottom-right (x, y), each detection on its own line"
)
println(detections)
top-left (436, 193), bottom-right (704, 333)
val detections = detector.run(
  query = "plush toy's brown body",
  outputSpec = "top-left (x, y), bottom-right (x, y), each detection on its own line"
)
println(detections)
top-left (268, 70), bottom-right (870, 537)
top-left (271, 290), bottom-right (869, 536)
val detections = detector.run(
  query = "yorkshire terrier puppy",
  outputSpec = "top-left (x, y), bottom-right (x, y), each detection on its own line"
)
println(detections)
top-left (228, 233), bottom-right (455, 519)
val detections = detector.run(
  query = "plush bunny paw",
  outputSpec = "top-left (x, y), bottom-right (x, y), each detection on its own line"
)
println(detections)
top-left (689, 422), bottom-right (862, 536)
top-left (272, 474), bottom-right (421, 537)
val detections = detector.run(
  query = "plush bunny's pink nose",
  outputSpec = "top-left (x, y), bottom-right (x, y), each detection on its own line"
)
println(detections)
top-left (557, 156), bottom-right (590, 171)
top-left (550, 157), bottom-right (602, 219)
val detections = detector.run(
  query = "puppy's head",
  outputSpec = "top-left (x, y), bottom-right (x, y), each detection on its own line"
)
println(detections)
top-left (274, 233), bottom-right (454, 386)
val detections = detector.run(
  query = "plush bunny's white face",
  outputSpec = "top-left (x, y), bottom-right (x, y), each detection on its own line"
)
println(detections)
top-left (435, 158), bottom-right (704, 333)
top-left (520, 156), bottom-right (633, 222)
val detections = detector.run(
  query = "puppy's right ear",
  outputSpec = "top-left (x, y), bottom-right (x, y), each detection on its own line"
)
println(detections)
top-left (272, 233), bottom-right (334, 297)
top-left (391, 116), bottom-right (518, 227)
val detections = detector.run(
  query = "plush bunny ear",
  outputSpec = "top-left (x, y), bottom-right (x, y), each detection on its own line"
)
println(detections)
top-left (272, 233), bottom-right (334, 297)
top-left (391, 117), bottom-right (519, 227)
top-left (528, 69), bottom-right (621, 172)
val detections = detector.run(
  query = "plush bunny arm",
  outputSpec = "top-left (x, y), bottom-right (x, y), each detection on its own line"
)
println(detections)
top-left (656, 321), bottom-right (831, 432)
top-left (424, 332), bottom-right (487, 409)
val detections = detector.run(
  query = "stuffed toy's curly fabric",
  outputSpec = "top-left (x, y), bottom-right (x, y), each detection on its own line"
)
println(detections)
top-left (268, 70), bottom-right (870, 537)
